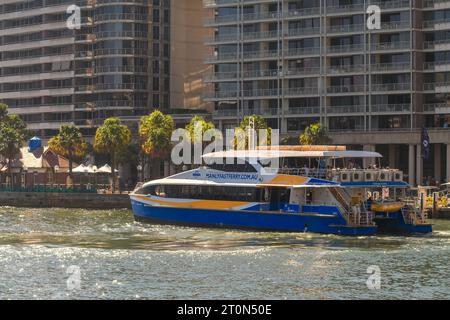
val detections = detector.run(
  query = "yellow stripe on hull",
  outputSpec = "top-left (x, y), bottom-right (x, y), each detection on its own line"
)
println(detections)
top-left (132, 194), bottom-right (252, 210)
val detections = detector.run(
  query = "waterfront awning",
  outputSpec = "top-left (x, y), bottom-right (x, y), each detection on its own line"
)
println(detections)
top-left (97, 164), bottom-right (118, 173)
top-left (72, 164), bottom-right (89, 173)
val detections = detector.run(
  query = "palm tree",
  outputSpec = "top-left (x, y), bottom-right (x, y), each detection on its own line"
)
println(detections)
top-left (48, 125), bottom-right (87, 180)
top-left (94, 118), bottom-right (132, 193)
top-left (0, 108), bottom-right (29, 187)
top-left (234, 115), bottom-right (271, 150)
top-left (139, 110), bottom-right (175, 180)
top-left (299, 122), bottom-right (332, 146)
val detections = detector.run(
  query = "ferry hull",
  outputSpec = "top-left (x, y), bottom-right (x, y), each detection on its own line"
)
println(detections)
top-left (373, 212), bottom-right (433, 235)
top-left (131, 199), bottom-right (377, 236)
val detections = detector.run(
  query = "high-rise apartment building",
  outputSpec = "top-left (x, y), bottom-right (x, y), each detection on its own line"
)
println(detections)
top-left (203, 0), bottom-right (450, 185)
top-left (0, 0), bottom-right (209, 139)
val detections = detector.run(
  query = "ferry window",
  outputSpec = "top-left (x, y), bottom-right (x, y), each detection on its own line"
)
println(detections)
top-left (207, 161), bottom-right (257, 172)
top-left (155, 186), bottom-right (166, 197)
top-left (142, 185), bottom-right (262, 202)
top-left (135, 186), bottom-right (155, 195)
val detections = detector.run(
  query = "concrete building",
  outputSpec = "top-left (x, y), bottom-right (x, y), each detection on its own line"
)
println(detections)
top-left (0, 0), bottom-right (209, 138)
top-left (203, 0), bottom-right (450, 185)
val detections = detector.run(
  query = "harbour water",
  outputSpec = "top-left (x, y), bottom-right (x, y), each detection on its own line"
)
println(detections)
top-left (0, 206), bottom-right (449, 300)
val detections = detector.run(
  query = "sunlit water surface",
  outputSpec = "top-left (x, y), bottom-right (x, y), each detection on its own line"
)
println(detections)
top-left (0, 207), bottom-right (449, 299)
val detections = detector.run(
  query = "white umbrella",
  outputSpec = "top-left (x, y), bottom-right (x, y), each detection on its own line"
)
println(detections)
top-left (71, 164), bottom-right (87, 173)
top-left (97, 164), bottom-right (118, 173)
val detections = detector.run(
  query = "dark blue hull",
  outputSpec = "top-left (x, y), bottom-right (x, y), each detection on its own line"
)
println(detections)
top-left (131, 199), bottom-right (377, 236)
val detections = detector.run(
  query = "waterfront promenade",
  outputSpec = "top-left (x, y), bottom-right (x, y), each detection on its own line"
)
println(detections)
top-left (0, 192), bottom-right (131, 209)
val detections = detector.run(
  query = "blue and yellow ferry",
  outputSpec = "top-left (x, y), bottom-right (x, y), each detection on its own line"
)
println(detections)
top-left (130, 146), bottom-right (432, 236)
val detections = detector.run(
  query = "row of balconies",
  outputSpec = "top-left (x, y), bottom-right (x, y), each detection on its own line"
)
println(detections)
top-left (203, 0), bottom-right (410, 10)
top-left (205, 83), bottom-right (412, 99)
top-left (204, 62), bottom-right (411, 81)
top-left (205, 21), bottom-right (410, 43)
top-left (213, 103), bottom-right (412, 118)
top-left (206, 41), bottom-right (411, 63)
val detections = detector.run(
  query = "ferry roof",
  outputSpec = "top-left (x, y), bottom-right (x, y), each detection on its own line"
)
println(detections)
top-left (143, 177), bottom-right (341, 189)
top-left (203, 149), bottom-right (382, 159)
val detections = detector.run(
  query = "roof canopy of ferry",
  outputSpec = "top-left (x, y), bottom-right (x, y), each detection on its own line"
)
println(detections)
top-left (203, 149), bottom-right (382, 160)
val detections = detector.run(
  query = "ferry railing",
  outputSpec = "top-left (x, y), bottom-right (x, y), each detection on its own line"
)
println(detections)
top-left (264, 168), bottom-right (328, 179)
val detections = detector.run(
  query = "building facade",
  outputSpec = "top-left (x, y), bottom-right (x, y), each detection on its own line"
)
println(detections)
top-left (203, 0), bottom-right (450, 185)
top-left (0, 0), bottom-right (210, 140)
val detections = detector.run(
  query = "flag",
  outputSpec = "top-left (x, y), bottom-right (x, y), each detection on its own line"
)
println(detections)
top-left (422, 127), bottom-right (430, 160)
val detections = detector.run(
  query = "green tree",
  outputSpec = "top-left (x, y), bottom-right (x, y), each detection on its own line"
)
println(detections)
top-left (0, 103), bottom-right (8, 121)
top-left (299, 122), bottom-right (332, 145)
top-left (48, 125), bottom-right (87, 179)
top-left (234, 115), bottom-right (271, 149)
top-left (139, 110), bottom-right (175, 180)
top-left (185, 115), bottom-right (215, 145)
top-left (94, 118), bottom-right (132, 193)
top-left (0, 107), bottom-right (29, 186)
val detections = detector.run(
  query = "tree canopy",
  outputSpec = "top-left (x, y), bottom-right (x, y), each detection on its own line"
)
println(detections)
top-left (0, 106), bottom-right (29, 182)
top-left (185, 115), bottom-right (215, 144)
top-left (234, 115), bottom-right (272, 149)
top-left (299, 122), bottom-right (332, 145)
top-left (94, 118), bottom-right (132, 192)
top-left (139, 110), bottom-right (175, 159)
top-left (48, 125), bottom-right (87, 177)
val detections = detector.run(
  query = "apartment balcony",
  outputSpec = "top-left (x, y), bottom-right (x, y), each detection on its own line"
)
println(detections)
top-left (75, 51), bottom-right (94, 60)
top-left (95, 13), bottom-right (148, 22)
top-left (371, 62), bottom-right (411, 73)
top-left (288, 106), bottom-right (321, 115)
top-left (203, 0), bottom-right (243, 8)
top-left (75, 68), bottom-right (94, 77)
top-left (243, 30), bottom-right (279, 41)
top-left (204, 11), bottom-right (280, 26)
top-left (204, 90), bottom-right (238, 100)
top-left (94, 48), bottom-right (148, 57)
top-left (371, 104), bottom-right (411, 113)
top-left (423, 60), bottom-right (450, 72)
top-left (285, 87), bottom-right (319, 96)
top-left (423, 103), bottom-right (450, 114)
top-left (204, 72), bottom-right (238, 82)
top-left (204, 69), bottom-right (280, 82)
top-left (327, 84), bottom-right (365, 94)
top-left (327, 3), bottom-right (365, 15)
top-left (423, 0), bottom-right (450, 10)
top-left (95, 31), bottom-right (147, 39)
top-left (285, 47), bottom-right (321, 57)
top-left (327, 44), bottom-right (364, 54)
top-left (378, 20), bottom-right (411, 31)
top-left (243, 88), bottom-right (279, 98)
top-left (286, 27), bottom-right (320, 38)
top-left (243, 108), bottom-right (279, 117)
top-left (327, 105), bottom-right (365, 114)
top-left (327, 24), bottom-right (364, 34)
top-left (370, 0), bottom-right (410, 10)
top-left (327, 64), bottom-right (365, 74)
top-left (371, 41), bottom-right (410, 51)
top-left (95, 66), bottom-right (145, 74)
top-left (283, 6), bottom-right (320, 18)
top-left (285, 67), bottom-right (321, 77)
top-left (423, 39), bottom-right (450, 51)
top-left (423, 18), bottom-right (450, 30)
top-left (423, 82), bottom-right (450, 93)
top-left (371, 83), bottom-right (411, 92)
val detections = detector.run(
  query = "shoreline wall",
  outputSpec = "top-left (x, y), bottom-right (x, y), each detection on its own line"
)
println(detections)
top-left (0, 192), bottom-right (131, 209)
